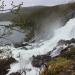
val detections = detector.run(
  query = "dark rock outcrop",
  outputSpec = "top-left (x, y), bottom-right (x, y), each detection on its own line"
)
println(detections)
top-left (32, 55), bottom-right (51, 67)
top-left (10, 72), bottom-right (21, 75)
top-left (58, 38), bottom-right (75, 45)
top-left (57, 38), bottom-right (75, 58)
top-left (0, 57), bottom-right (16, 75)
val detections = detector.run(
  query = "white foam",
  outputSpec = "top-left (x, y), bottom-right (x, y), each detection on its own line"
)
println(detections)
top-left (5, 18), bottom-right (75, 75)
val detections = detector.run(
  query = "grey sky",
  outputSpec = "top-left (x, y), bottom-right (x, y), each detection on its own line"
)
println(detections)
top-left (1, 0), bottom-right (75, 9)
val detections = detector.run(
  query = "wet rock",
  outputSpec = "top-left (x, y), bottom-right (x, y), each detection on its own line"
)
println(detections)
top-left (15, 42), bottom-right (31, 48)
top-left (51, 38), bottom-right (75, 58)
top-left (10, 72), bottom-right (21, 75)
top-left (57, 39), bottom-right (75, 58)
top-left (0, 57), bottom-right (16, 75)
top-left (32, 55), bottom-right (51, 67)
top-left (58, 38), bottom-right (75, 46)
top-left (70, 38), bottom-right (75, 43)
top-left (58, 40), bottom-right (67, 45)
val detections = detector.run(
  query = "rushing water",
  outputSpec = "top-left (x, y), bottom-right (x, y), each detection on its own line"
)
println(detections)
top-left (0, 15), bottom-right (75, 75)
top-left (0, 5), bottom-right (75, 74)
top-left (0, 17), bottom-right (75, 75)
top-left (0, 18), bottom-right (73, 75)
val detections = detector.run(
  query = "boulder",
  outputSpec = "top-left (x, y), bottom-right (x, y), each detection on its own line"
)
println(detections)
top-left (10, 72), bottom-right (21, 75)
top-left (0, 57), bottom-right (16, 75)
top-left (32, 55), bottom-right (51, 67)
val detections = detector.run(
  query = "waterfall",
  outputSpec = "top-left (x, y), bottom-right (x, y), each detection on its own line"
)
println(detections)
top-left (5, 18), bottom-right (75, 75)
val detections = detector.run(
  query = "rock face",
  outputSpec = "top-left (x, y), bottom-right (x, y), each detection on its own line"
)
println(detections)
top-left (10, 72), bottom-right (21, 75)
top-left (50, 38), bottom-right (75, 57)
top-left (58, 38), bottom-right (75, 45)
top-left (0, 57), bottom-right (16, 75)
top-left (32, 55), bottom-right (51, 67)
top-left (56, 38), bottom-right (75, 57)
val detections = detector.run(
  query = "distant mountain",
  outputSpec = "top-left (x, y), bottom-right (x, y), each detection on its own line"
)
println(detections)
top-left (0, 2), bottom-right (75, 22)
top-left (0, 6), bottom-right (45, 21)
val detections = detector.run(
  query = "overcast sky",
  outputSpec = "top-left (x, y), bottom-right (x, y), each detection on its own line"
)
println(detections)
top-left (0, 0), bottom-right (75, 9)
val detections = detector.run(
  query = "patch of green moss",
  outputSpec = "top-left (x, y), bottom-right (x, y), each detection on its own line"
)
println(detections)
top-left (40, 57), bottom-right (71, 75)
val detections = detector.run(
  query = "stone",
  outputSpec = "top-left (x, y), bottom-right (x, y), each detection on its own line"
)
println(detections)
top-left (32, 55), bottom-right (51, 67)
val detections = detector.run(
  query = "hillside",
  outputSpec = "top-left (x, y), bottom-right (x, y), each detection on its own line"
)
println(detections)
top-left (0, 2), bottom-right (75, 22)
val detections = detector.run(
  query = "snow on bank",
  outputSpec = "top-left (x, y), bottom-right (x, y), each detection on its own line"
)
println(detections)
top-left (5, 18), bottom-right (75, 75)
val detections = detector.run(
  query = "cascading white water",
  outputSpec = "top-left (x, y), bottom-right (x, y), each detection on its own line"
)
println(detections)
top-left (4, 17), bottom-right (75, 75)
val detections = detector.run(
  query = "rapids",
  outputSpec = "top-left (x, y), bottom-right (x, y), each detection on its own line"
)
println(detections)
top-left (3, 18), bottom-right (75, 75)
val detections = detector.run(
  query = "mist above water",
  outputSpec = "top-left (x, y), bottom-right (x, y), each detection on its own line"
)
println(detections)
top-left (34, 13), bottom-right (64, 41)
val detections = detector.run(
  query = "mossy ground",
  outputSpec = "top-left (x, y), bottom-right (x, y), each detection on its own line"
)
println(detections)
top-left (40, 47), bottom-right (75, 75)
